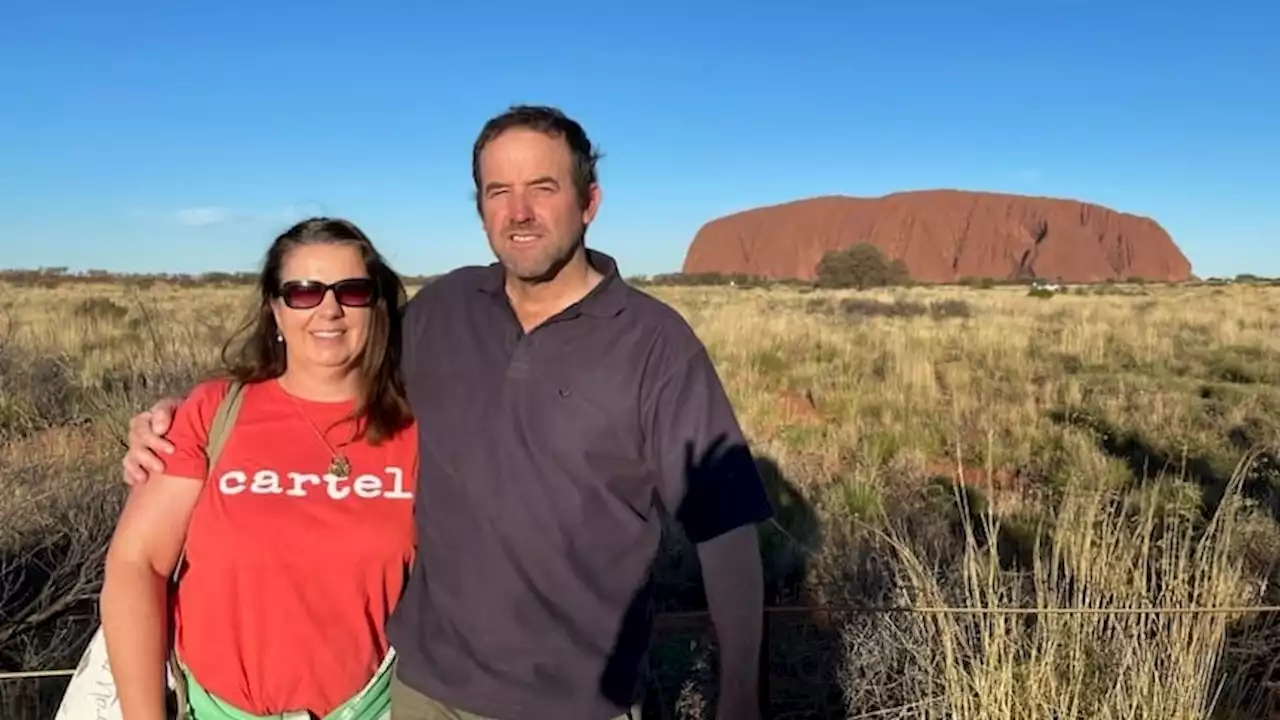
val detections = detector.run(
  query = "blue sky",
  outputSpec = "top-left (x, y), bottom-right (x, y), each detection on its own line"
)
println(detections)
top-left (2, 1), bottom-right (1275, 279)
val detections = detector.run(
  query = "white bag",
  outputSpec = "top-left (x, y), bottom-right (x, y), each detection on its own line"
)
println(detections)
top-left (52, 626), bottom-right (179, 719)
top-left (53, 382), bottom-right (246, 719)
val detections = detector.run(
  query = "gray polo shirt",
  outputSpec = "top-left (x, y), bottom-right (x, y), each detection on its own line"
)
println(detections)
top-left (385, 249), bottom-right (774, 719)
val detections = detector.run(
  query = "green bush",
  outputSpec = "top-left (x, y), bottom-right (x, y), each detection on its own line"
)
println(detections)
top-left (814, 244), bottom-right (910, 289)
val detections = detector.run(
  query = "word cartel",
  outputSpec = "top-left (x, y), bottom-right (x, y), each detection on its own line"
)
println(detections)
top-left (216, 467), bottom-right (413, 500)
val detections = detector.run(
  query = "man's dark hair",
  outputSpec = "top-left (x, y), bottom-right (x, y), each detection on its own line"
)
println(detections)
top-left (471, 104), bottom-right (603, 213)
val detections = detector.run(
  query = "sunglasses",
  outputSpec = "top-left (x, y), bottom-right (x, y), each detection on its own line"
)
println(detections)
top-left (275, 278), bottom-right (377, 309)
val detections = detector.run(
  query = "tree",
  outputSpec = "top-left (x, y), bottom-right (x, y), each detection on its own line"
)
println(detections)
top-left (814, 243), bottom-right (910, 289)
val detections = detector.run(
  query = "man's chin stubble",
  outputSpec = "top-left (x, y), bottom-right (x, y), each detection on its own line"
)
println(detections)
top-left (504, 239), bottom-right (583, 286)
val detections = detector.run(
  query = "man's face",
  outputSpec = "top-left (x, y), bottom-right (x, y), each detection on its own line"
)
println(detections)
top-left (477, 127), bottom-right (600, 282)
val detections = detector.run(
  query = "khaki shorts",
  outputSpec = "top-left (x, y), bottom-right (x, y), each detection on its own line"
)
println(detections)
top-left (389, 670), bottom-right (641, 720)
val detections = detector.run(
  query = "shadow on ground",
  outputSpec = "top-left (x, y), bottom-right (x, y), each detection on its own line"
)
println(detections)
top-left (639, 451), bottom-right (851, 719)
top-left (1049, 407), bottom-right (1280, 525)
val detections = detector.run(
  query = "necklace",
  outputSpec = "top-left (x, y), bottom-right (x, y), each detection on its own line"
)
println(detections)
top-left (279, 381), bottom-right (354, 479)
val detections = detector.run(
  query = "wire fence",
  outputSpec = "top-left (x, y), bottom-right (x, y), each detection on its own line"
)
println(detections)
top-left (4, 601), bottom-right (1280, 682)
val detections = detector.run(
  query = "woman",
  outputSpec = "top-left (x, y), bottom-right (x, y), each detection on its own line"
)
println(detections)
top-left (100, 217), bottom-right (417, 720)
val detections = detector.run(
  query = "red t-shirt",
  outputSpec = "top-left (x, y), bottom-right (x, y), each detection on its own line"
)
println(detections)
top-left (163, 377), bottom-right (417, 716)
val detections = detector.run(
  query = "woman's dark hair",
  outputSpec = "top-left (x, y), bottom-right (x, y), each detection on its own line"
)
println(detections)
top-left (218, 216), bottom-right (412, 444)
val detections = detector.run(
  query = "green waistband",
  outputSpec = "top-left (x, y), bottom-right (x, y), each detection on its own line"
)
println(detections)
top-left (178, 649), bottom-right (395, 720)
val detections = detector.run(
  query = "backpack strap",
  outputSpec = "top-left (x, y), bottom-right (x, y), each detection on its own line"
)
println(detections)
top-left (169, 379), bottom-right (246, 719)
top-left (205, 379), bottom-right (247, 477)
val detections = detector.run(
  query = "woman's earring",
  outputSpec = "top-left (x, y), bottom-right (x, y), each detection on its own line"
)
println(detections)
top-left (276, 332), bottom-right (283, 343)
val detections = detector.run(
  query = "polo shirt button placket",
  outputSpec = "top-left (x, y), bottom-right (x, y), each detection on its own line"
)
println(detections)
top-left (507, 333), bottom-right (535, 380)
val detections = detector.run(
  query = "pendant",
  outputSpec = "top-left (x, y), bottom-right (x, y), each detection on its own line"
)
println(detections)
top-left (328, 455), bottom-right (351, 478)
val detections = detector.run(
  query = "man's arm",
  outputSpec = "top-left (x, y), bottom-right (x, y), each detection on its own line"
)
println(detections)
top-left (645, 341), bottom-right (774, 720)
top-left (697, 525), bottom-right (765, 719)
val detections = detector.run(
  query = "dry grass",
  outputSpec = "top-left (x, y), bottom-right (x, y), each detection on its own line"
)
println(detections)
top-left (1, 278), bottom-right (1278, 719)
top-left (871, 463), bottom-right (1265, 720)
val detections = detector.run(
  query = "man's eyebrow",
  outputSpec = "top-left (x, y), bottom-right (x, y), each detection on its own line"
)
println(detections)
top-left (484, 177), bottom-right (560, 194)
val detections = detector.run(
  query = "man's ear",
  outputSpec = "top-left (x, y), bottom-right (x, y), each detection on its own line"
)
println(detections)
top-left (581, 183), bottom-right (602, 225)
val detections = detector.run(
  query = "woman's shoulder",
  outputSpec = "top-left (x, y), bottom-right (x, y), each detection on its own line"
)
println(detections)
top-left (177, 376), bottom-right (268, 420)
top-left (162, 378), bottom-right (248, 456)
top-left (184, 376), bottom-right (239, 407)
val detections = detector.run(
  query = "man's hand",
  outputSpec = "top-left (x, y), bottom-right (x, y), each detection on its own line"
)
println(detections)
top-left (121, 396), bottom-right (183, 486)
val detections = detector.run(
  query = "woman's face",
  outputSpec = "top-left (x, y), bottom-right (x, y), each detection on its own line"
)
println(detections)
top-left (270, 242), bottom-right (375, 373)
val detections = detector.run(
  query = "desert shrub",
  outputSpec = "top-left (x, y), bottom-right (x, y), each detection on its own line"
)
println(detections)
top-left (961, 276), bottom-right (998, 289)
top-left (814, 244), bottom-right (910, 289)
top-left (71, 297), bottom-right (129, 322)
top-left (921, 299), bottom-right (972, 319)
top-left (1203, 344), bottom-right (1280, 385)
top-left (806, 296), bottom-right (973, 321)
top-left (0, 343), bottom-right (123, 717)
top-left (0, 344), bottom-right (80, 443)
top-left (0, 447), bottom-right (125, 719)
top-left (643, 272), bottom-right (776, 288)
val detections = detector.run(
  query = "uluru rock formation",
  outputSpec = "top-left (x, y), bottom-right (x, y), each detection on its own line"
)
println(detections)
top-left (681, 190), bottom-right (1193, 283)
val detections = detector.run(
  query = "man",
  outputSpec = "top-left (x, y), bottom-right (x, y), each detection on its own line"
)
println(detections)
top-left (121, 105), bottom-right (773, 719)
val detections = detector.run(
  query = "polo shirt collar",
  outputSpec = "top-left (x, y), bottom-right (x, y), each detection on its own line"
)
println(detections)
top-left (477, 247), bottom-right (627, 317)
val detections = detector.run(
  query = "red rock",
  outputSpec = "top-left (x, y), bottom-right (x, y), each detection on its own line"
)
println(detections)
top-left (681, 190), bottom-right (1193, 283)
